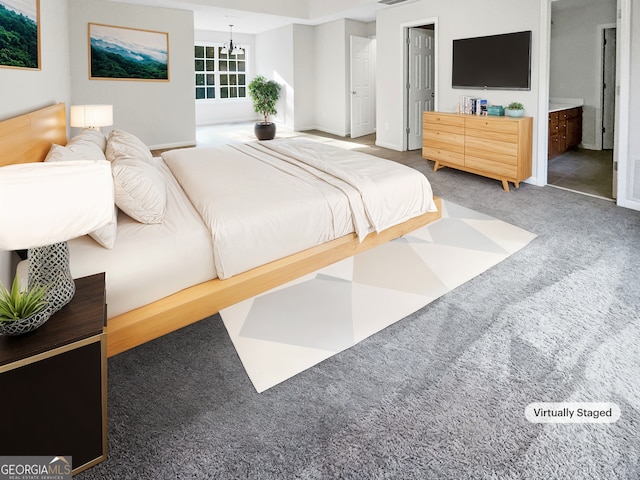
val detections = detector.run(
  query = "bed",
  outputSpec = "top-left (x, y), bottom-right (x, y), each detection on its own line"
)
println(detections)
top-left (0, 103), bottom-right (442, 357)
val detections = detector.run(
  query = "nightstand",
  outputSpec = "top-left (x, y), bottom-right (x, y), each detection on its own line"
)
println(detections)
top-left (0, 273), bottom-right (107, 475)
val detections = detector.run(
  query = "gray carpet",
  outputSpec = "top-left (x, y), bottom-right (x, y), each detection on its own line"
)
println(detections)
top-left (78, 159), bottom-right (640, 480)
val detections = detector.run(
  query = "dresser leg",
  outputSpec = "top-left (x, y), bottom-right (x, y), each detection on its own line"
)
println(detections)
top-left (433, 161), bottom-right (441, 172)
top-left (501, 180), bottom-right (510, 192)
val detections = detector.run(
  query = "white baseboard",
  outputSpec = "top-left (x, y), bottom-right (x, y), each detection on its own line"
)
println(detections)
top-left (375, 139), bottom-right (402, 151)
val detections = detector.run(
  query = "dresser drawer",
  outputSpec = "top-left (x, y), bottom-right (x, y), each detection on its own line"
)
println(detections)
top-left (465, 155), bottom-right (517, 178)
top-left (423, 129), bottom-right (464, 153)
top-left (465, 136), bottom-right (518, 163)
top-left (465, 127), bottom-right (517, 143)
top-left (422, 146), bottom-right (465, 167)
top-left (566, 107), bottom-right (582, 119)
top-left (423, 112), bottom-right (465, 128)
top-left (465, 117), bottom-right (518, 135)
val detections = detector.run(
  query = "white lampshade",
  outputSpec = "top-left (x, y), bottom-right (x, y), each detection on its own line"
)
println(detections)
top-left (70, 104), bottom-right (113, 130)
top-left (0, 160), bottom-right (114, 250)
top-left (0, 160), bottom-right (114, 316)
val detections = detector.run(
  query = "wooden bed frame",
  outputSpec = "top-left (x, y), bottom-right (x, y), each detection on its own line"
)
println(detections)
top-left (0, 103), bottom-right (442, 357)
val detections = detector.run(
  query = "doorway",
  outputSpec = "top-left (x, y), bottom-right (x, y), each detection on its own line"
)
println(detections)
top-left (547, 2), bottom-right (617, 200)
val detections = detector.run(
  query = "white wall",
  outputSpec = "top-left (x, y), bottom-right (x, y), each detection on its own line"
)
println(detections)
top-left (376, 0), bottom-right (541, 155)
top-left (255, 25), bottom-right (295, 128)
top-left (549, 0), bottom-right (617, 149)
top-left (315, 20), bottom-right (348, 136)
top-left (194, 29), bottom-right (257, 126)
top-left (68, 0), bottom-right (195, 150)
top-left (292, 24), bottom-right (317, 131)
top-left (0, 0), bottom-right (71, 288)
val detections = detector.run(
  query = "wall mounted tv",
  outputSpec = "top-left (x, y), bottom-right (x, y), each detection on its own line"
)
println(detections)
top-left (452, 30), bottom-right (532, 91)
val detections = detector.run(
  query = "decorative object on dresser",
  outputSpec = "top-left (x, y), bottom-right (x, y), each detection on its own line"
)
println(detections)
top-left (487, 105), bottom-right (505, 116)
top-left (248, 74), bottom-right (282, 140)
top-left (505, 102), bottom-right (525, 118)
top-left (423, 111), bottom-right (533, 192)
top-left (0, 160), bottom-right (114, 314)
top-left (70, 104), bottom-right (113, 131)
top-left (0, 273), bottom-right (108, 475)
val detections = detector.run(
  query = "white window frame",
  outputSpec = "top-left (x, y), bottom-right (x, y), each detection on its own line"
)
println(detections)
top-left (194, 42), bottom-right (248, 102)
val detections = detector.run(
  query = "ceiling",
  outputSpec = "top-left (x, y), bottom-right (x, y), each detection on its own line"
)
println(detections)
top-left (106, 0), bottom-right (393, 34)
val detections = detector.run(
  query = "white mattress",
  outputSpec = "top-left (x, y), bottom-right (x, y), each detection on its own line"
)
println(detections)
top-left (67, 158), bottom-right (216, 319)
top-left (163, 138), bottom-right (437, 279)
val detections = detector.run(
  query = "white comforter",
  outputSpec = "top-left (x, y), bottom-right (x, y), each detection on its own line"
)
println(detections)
top-left (163, 138), bottom-right (437, 279)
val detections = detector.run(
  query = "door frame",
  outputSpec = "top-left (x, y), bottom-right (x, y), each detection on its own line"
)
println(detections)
top-left (595, 23), bottom-right (617, 152)
top-left (541, 0), bottom-right (634, 209)
top-left (401, 17), bottom-right (438, 152)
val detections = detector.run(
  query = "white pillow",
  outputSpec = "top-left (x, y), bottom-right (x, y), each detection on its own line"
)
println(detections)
top-left (65, 134), bottom-right (107, 161)
top-left (72, 129), bottom-right (107, 152)
top-left (106, 130), bottom-right (153, 164)
top-left (112, 157), bottom-right (165, 224)
top-left (89, 206), bottom-right (118, 249)
top-left (45, 144), bottom-right (80, 162)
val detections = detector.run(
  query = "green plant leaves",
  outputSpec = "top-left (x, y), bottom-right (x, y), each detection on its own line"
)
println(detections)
top-left (0, 276), bottom-right (47, 321)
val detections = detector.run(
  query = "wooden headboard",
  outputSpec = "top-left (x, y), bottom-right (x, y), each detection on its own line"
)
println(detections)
top-left (0, 103), bottom-right (67, 167)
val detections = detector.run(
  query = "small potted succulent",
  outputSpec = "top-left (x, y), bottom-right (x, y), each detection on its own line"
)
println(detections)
top-left (248, 75), bottom-right (282, 141)
top-left (0, 276), bottom-right (50, 336)
top-left (505, 102), bottom-right (525, 118)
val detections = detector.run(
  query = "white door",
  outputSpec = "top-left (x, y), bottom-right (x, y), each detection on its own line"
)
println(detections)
top-left (407, 27), bottom-right (435, 150)
top-left (350, 36), bottom-right (375, 139)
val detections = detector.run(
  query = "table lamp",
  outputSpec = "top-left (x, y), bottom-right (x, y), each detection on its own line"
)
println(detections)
top-left (0, 160), bottom-right (114, 316)
top-left (70, 105), bottom-right (113, 131)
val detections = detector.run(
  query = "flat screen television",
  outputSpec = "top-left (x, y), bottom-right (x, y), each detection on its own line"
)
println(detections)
top-left (452, 31), bottom-right (532, 91)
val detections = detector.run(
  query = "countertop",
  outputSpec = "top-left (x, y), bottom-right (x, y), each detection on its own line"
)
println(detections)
top-left (549, 102), bottom-right (583, 113)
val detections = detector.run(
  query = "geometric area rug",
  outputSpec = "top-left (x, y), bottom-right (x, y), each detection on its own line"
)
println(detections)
top-left (220, 199), bottom-right (537, 392)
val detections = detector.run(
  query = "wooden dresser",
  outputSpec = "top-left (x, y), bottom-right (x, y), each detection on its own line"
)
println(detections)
top-left (422, 111), bottom-right (533, 191)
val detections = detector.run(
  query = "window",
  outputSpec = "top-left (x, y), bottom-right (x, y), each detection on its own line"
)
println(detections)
top-left (194, 44), bottom-right (247, 100)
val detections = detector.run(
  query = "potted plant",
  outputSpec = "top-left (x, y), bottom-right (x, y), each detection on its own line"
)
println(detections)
top-left (248, 75), bottom-right (282, 140)
top-left (0, 276), bottom-right (50, 336)
top-left (505, 102), bottom-right (525, 118)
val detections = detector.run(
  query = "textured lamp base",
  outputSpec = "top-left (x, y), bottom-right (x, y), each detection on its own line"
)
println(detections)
top-left (28, 242), bottom-right (75, 314)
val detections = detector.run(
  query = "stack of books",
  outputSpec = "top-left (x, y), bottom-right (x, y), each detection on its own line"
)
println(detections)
top-left (458, 96), bottom-right (488, 115)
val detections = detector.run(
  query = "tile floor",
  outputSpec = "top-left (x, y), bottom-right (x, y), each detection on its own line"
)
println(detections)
top-left (547, 148), bottom-right (614, 199)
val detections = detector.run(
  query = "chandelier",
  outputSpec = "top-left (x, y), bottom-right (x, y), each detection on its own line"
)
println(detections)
top-left (221, 25), bottom-right (244, 56)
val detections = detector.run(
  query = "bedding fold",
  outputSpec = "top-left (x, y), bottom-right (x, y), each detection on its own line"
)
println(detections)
top-left (162, 138), bottom-right (436, 280)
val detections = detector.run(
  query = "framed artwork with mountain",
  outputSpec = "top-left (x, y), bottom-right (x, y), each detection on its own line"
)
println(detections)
top-left (0, 0), bottom-right (40, 70)
top-left (89, 23), bottom-right (169, 81)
